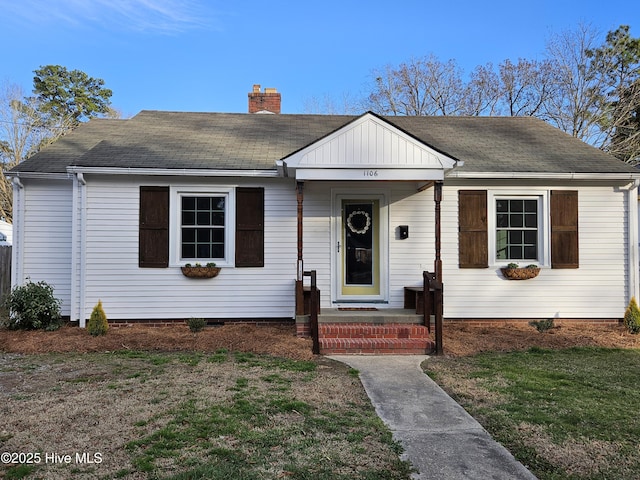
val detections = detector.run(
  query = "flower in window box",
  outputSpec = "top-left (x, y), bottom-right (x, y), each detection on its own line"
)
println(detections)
top-left (181, 262), bottom-right (220, 278)
top-left (500, 263), bottom-right (540, 280)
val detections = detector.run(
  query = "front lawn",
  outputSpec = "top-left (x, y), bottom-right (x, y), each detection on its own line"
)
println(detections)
top-left (424, 347), bottom-right (640, 479)
top-left (0, 351), bottom-right (412, 480)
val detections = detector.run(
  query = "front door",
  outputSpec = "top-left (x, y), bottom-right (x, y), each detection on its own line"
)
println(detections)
top-left (334, 193), bottom-right (387, 303)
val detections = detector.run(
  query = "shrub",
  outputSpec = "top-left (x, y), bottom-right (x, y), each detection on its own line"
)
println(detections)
top-left (624, 297), bottom-right (640, 334)
top-left (529, 318), bottom-right (554, 333)
top-left (87, 300), bottom-right (109, 336)
top-left (187, 317), bottom-right (206, 333)
top-left (3, 280), bottom-right (62, 331)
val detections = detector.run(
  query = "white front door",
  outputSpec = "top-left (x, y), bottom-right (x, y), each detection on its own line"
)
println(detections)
top-left (333, 192), bottom-right (388, 303)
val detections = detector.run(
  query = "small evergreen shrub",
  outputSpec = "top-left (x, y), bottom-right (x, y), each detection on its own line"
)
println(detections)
top-left (624, 297), bottom-right (640, 334)
top-left (3, 280), bottom-right (62, 331)
top-left (529, 318), bottom-right (555, 333)
top-left (87, 300), bottom-right (109, 336)
top-left (188, 317), bottom-right (206, 333)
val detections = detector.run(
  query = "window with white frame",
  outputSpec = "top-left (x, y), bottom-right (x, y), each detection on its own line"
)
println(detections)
top-left (492, 194), bottom-right (547, 264)
top-left (179, 193), bottom-right (228, 261)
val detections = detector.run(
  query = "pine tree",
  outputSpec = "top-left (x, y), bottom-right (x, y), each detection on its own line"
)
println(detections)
top-left (623, 296), bottom-right (640, 333)
top-left (87, 300), bottom-right (109, 336)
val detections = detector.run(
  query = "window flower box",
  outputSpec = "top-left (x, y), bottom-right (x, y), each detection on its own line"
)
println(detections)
top-left (181, 263), bottom-right (220, 278)
top-left (500, 263), bottom-right (540, 280)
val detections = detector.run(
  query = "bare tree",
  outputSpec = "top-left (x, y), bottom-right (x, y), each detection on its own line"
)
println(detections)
top-left (463, 63), bottom-right (502, 116)
top-left (366, 55), bottom-right (467, 115)
top-left (303, 91), bottom-right (361, 115)
top-left (543, 23), bottom-right (607, 143)
top-left (498, 58), bottom-right (557, 117)
top-left (0, 82), bottom-right (72, 221)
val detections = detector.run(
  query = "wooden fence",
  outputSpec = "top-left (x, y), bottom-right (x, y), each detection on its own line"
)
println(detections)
top-left (0, 246), bottom-right (11, 303)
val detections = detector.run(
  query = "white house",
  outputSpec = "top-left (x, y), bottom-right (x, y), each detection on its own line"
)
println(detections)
top-left (0, 219), bottom-right (12, 246)
top-left (8, 86), bottom-right (640, 354)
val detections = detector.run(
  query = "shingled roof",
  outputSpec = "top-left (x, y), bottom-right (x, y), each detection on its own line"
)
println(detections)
top-left (11, 110), bottom-right (638, 176)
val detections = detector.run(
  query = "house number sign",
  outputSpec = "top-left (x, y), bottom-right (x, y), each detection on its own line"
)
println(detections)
top-left (363, 170), bottom-right (379, 177)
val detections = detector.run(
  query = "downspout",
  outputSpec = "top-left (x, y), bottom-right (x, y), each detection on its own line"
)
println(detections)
top-left (75, 173), bottom-right (88, 327)
top-left (11, 177), bottom-right (24, 287)
top-left (628, 179), bottom-right (640, 305)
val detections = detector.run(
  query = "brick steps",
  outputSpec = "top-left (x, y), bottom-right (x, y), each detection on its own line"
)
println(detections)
top-left (319, 323), bottom-right (434, 355)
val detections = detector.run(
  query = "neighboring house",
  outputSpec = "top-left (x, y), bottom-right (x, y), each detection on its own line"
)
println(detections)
top-left (7, 86), bottom-right (640, 334)
top-left (0, 219), bottom-right (12, 246)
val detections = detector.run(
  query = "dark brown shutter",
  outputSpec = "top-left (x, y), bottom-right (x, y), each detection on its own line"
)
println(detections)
top-left (139, 186), bottom-right (169, 268)
top-left (236, 187), bottom-right (264, 267)
top-left (551, 190), bottom-right (578, 268)
top-left (458, 190), bottom-right (488, 268)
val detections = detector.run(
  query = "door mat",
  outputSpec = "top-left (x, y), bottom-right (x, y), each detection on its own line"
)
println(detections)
top-left (337, 307), bottom-right (378, 311)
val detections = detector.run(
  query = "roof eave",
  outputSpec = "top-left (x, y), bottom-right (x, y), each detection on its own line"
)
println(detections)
top-left (65, 166), bottom-right (280, 177)
top-left (446, 171), bottom-right (640, 181)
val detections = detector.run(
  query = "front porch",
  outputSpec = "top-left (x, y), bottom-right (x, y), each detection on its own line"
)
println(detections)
top-left (296, 271), bottom-right (443, 355)
top-left (303, 308), bottom-right (435, 355)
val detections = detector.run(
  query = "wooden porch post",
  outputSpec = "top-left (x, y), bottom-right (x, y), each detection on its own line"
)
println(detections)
top-left (295, 181), bottom-right (305, 315)
top-left (434, 181), bottom-right (443, 282)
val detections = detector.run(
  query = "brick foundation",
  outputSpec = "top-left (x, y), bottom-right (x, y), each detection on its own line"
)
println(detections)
top-left (106, 318), bottom-right (294, 328)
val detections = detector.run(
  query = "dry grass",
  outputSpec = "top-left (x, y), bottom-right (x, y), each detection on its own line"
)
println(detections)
top-left (0, 351), bottom-right (409, 479)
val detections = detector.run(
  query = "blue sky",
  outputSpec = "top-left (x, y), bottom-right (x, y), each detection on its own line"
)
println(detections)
top-left (0, 0), bottom-right (637, 117)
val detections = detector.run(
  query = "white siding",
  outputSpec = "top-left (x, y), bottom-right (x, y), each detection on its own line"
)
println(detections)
top-left (442, 184), bottom-right (628, 319)
top-left (20, 174), bottom-right (629, 322)
top-left (80, 176), bottom-right (298, 321)
top-left (21, 178), bottom-right (74, 316)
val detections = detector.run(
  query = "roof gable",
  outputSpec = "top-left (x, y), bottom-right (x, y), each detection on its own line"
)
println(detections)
top-left (282, 113), bottom-right (459, 180)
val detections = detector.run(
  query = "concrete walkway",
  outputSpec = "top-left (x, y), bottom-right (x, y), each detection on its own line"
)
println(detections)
top-left (329, 355), bottom-right (537, 480)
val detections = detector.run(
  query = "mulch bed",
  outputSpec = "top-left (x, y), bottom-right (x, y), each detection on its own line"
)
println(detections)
top-left (1, 322), bottom-right (639, 360)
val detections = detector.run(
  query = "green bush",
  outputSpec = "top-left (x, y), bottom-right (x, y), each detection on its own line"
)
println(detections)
top-left (3, 280), bottom-right (62, 331)
top-left (624, 297), bottom-right (640, 334)
top-left (187, 317), bottom-right (206, 333)
top-left (529, 318), bottom-right (554, 333)
top-left (87, 300), bottom-right (109, 336)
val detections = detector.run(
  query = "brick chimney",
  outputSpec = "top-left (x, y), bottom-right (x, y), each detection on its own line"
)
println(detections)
top-left (248, 84), bottom-right (281, 114)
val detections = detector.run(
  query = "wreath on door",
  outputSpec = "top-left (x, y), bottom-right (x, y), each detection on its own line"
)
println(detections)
top-left (346, 210), bottom-right (371, 234)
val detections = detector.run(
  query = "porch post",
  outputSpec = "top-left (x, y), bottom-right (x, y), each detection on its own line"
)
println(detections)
top-left (295, 181), bottom-right (305, 315)
top-left (434, 181), bottom-right (443, 282)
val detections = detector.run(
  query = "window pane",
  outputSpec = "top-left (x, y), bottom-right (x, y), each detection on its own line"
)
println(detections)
top-left (212, 212), bottom-right (225, 226)
top-left (197, 229), bottom-right (211, 242)
top-left (196, 212), bottom-right (210, 225)
top-left (524, 230), bottom-right (537, 244)
top-left (496, 231), bottom-right (508, 259)
top-left (211, 244), bottom-right (225, 258)
top-left (510, 200), bottom-right (523, 212)
top-left (509, 246), bottom-right (523, 258)
top-left (182, 244), bottom-right (195, 258)
top-left (214, 197), bottom-right (225, 210)
top-left (509, 230), bottom-right (523, 244)
top-left (510, 214), bottom-right (523, 228)
top-left (524, 200), bottom-right (537, 212)
top-left (496, 200), bottom-right (508, 212)
top-left (524, 246), bottom-right (537, 259)
top-left (182, 211), bottom-right (195, 226)
top-left (182, 197), bottom-right (195, 210)
top-left (196, 197), bottom-right (210, 210)
top-left (182, 228), bottom-right (195, 242)
top-left (497, 214), bottom-right (508, 228)
top-left (525, 213), bottom-right (537, 228)
top-left (197, 244), bottom-right (210, 258)
top-left (212, 229), bottom-right (225, 243)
